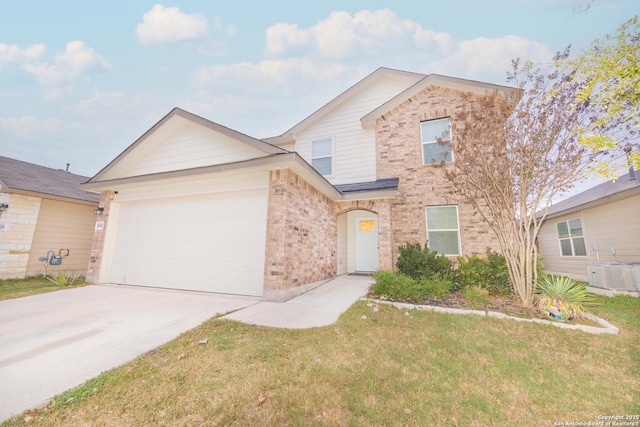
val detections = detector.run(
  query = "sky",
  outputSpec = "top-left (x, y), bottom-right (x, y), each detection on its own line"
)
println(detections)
top-left (0, 0), bottom-right (637, 183)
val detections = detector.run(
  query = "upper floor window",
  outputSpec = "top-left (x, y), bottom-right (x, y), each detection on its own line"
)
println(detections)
top-left (311, 138), bottom-right (333, 176)
top-left (421, 118), bottom-right (453, 164)
top-left (556, 218), bottom-right (587, 256)
top-left (425, 205), bottom-right (461, 256)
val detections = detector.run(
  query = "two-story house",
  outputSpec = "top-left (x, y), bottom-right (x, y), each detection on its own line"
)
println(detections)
top-left (83, 67), bottom-right (513, 300)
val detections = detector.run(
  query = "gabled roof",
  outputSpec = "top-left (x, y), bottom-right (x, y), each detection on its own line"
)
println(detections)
top-left (262, 67), bottom-right (425, 145)
top-left (360, 74), bottom-right (517, 127)
top-left (544, 172), bottom-right (640, 219)
top-left (0, 156), bottom-right (99, 203)
top-left (89, 107), bottom-right (289, 183)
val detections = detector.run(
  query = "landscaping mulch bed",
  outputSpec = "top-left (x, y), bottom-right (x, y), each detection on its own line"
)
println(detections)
top-left (373, 291), bottom-right (549, 320)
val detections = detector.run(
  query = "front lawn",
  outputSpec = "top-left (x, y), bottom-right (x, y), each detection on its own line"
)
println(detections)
top-left (3, 294), bottom-right (638, 426)
top-left (0, 276), bottom-right (87, 301)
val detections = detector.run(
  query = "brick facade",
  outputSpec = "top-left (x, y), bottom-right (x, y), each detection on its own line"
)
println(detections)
top-left (264, 169), bottom-right (337, 293)
top-left (86, 190), bottom-right (116, 284)
top-left (376, 85), bottom-right (500, 263)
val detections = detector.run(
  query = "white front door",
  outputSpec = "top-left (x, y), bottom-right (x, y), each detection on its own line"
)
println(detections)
top-left (355, 216), bottom-right (379, 272)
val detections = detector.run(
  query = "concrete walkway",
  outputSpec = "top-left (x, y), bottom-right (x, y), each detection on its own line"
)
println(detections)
top-left (223, 274), bottom-right (373, 328)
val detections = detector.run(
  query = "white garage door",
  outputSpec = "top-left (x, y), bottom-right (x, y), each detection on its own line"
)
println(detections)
top-left (109, 187), bottom-right (268, 296)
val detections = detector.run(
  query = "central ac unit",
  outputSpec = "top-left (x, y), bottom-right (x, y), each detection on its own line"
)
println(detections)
top-left (587, 263), bottom-right (640, 292)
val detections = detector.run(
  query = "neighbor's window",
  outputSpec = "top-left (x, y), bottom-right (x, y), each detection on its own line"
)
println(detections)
top-left (556, 218), bottom-right (587, 256)
top-left (425, 205), bottom-right (460, 256)
top-left (311, 138), bottom-right (333, 176)
top-left (421, 118), bottom-right (453, 164)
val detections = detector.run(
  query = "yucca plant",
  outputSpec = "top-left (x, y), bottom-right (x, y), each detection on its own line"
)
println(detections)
top-left (45, 271), bottom-right (81, 287)
top-left (536, 275), bottom-right (597, 321)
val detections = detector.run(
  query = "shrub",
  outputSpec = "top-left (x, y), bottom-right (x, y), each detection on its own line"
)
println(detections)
top-left (417, 274), bottom-right (454, 298)
top-left (396, 242), bottom-right (453, 280)
top-left (455, 250), bottom-right (511, 295)
top-left (45, 272), bottom-right (82, 287)
top-left (536, 275), bottom-right (597, 321)
top-left (370, 270), bottom-right (419, 302)
top-left (370, 270), bottom-right (454, 302)
top-left (462, 284), bottom-right (490, 306)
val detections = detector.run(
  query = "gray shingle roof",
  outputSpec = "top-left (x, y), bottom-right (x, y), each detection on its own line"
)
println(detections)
top-left (0, 156), bottom-right (99, 203)
top-left (335, 178), bottom-right (399, 194)
top-left (545, 172), bottom-right (640, 218)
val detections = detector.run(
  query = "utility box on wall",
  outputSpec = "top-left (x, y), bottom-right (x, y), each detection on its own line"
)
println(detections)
top-left (587, 263), bottom-right (640, 292)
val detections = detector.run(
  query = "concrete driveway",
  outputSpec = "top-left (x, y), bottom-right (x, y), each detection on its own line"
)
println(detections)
top-left (0, 284), bottom-right (257, 422)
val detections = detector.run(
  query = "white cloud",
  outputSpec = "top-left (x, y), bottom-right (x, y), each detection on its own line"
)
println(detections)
top-left (196, 58), bottom-right (363, 94)
top-left (136, 4), bottom-right (208, 44)
top-left (265, 23), bottom-right (311, 55)
top-left (432, 35), bottom-right (555, 79)
top-left (23, 40), bottom-right (111, 85)
top-left (414, 28), bottom-right (456, 55)
top-left (0, 43), bottom-right (47, 63)
top-left (265, 9), bottom-right (453, 59)
top-left (261, 9), bottom-right (556, 85)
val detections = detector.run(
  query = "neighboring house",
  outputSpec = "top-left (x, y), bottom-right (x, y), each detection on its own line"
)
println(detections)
top-left (0, 156), bottom-right (100, 279)
top-left (83, 67), bottom-right (513, 300)
top-left (538, 171), bottom-right (640, 282)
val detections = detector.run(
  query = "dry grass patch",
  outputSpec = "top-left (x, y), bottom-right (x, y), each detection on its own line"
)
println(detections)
top-left (4, 295), bottom-right (639, 426)
top-left (0, 276), bottom-right (88, 301)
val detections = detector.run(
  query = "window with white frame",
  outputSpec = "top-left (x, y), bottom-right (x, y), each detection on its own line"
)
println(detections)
top-left (425, 205), bottom-right (461, 255)
top-left (556, 218), bottom-right (587, 256)
top-left (421, 118), bottom-right (453, 164)
top-left (311, 138), bottom-right (333, 176)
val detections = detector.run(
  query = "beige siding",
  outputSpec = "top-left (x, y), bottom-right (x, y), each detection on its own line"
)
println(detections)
top-left (122, 125), bottom-right (268, 178)
top-left (279, 142), bottom-right (295, 152)
top-left (297, 75), bottom-right (419, 185)
top-left (539, 194), bottom-right (640, 282)
top-left (26, 199), bottom-right (96, 277)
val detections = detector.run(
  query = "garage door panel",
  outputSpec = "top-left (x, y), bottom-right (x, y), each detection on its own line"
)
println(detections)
top-left (109, 187), bottom-right (267, 296)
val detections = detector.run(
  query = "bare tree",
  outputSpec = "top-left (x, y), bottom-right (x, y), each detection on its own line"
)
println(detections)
top-left (445, 50), bottom-right (619, 307)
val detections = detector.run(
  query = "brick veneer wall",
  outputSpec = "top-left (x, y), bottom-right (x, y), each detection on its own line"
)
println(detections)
top-left (86, 190), bottom-right (115, 283)
top-left (376, 85), bottom-right (501, 263)
top-left (0, 193), bottom-right (41, 279)
top-left (264, 169), bottom-right (337, 292)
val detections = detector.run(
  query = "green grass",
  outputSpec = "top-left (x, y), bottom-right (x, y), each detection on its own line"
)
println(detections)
top-left (0, 276), bottom-right (89, 301)
top-left (3, 295), bottom-right (639, 426)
